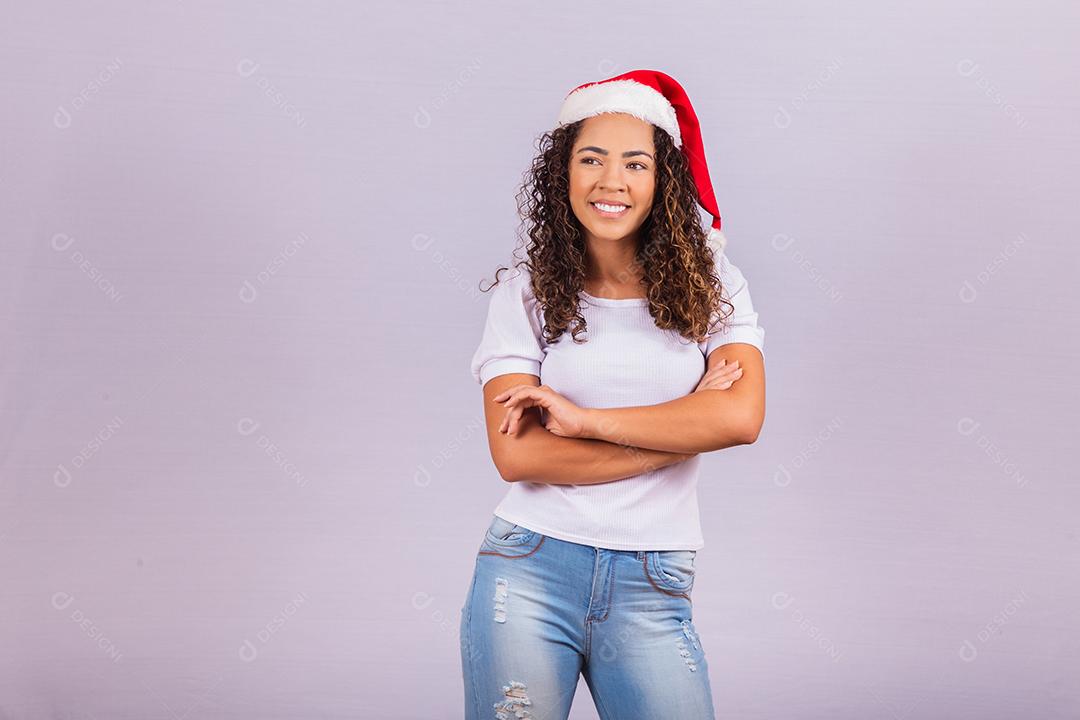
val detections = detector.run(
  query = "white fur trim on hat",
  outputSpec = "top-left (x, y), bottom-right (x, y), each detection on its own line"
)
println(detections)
top-left (557, 79), bottom-right (682, 147)
top-left (707, 227), bottom-right (727, 258)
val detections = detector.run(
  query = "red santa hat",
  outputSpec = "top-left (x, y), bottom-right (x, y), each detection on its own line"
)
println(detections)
top-left (556, 69), bottom-right (728, 257)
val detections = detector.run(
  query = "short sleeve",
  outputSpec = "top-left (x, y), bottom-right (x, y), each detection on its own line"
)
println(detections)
top-left (470, 266), bottom-right (546, 386)
top-left (704, 253), bottom-right (765, 358)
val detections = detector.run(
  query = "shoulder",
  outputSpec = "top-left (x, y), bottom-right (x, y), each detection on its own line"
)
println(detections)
top-left (496, 263), bottom-right (533, 292)
top-left (713, 248), bottom-right (750, 296)
top-left (700, 246), bottom-right (765, 354)
top-left (482, 263), bottom-right (546, 328)
top-left (489, 263), bottom-right (539, 308)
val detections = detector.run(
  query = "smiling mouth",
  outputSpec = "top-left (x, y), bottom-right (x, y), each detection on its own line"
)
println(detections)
top-left (590, 201), bottom-right (630, 218)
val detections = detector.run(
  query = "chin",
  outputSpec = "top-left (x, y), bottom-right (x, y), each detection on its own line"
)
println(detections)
top-left (593, 224), bottom-right (643, 243)
top-left (576, 218), bottom-right (639, 243)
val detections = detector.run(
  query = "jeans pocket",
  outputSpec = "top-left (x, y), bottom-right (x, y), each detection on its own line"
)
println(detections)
top-left (484, 515), bottom-right (535, 546)
top-left (645, 549), bottom-right (696, 593)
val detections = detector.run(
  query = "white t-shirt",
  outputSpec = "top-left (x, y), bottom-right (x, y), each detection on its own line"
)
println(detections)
top-left (470, 252), bottom-right (765, 550)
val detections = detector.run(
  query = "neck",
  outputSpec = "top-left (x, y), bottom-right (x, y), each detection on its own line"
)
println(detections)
top-left (583, 232), bottom-right (643, 284)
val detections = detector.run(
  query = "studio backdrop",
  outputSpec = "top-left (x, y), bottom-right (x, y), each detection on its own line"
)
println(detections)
top-left (1, 1), bottom-right (1077, 718)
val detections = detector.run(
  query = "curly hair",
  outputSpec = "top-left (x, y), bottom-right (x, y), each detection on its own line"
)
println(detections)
top-left (482, 118), bottom-right (734, 347)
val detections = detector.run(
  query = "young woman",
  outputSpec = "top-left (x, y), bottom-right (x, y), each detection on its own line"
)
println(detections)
top-left (461, 70), bottom-right (766, 720)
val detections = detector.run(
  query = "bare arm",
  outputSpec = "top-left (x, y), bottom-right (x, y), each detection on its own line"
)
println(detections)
top-left (580, 343), bottom-right (766, 454)
top-left (482, 373), bottom-right (696, 485)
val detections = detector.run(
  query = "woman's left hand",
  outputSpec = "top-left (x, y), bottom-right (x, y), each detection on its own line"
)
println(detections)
top-left (492, 384), bottom-right (589, 438)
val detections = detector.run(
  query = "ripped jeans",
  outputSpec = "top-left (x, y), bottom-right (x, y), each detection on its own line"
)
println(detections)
top-left (460, 515), bottom-right (716, 719)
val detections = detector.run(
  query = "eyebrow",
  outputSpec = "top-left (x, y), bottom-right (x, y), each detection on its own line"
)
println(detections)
top-left (576, 145), bottom-right (654, 160)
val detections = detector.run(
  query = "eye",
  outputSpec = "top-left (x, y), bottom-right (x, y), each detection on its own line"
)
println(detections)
top-left (628, 161), bottom-right (649, 170)
top-left (580, 157), bottom-right (601, 165)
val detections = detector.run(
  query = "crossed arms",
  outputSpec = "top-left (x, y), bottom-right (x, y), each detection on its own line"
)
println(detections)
top-left (480, 343), bottom-right (765, 485)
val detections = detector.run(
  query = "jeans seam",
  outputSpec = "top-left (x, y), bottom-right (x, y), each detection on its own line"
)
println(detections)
top-left (477, 535), bottom-right (546, 559)
top-left (462, 573), bottom-right (482, 716)
top-left (588, 670), bottom-right (616, 720)
top-left (593, 558), bottom-right (616, 623)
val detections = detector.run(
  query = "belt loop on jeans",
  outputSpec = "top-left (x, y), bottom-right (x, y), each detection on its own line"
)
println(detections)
top-left (636, 551), bottom-right (644, 560)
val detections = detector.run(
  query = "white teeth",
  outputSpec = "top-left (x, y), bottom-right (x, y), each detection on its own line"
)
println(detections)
top-left (593, 202), bottom-right (628, 213)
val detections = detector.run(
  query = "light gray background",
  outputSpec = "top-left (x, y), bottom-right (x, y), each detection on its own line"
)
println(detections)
top-left (1, 1), bottom-right (1077, 718)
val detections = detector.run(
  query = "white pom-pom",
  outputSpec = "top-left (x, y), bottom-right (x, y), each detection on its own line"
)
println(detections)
top-left (707, 227), bottom-right (727, 258)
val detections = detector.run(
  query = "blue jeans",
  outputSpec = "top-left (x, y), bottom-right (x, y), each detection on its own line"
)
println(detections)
top-left (460, 515), bottom-right (716, 719)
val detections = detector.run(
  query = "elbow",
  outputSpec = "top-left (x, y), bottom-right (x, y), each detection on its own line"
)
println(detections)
top-left (710, 428), bottom-right (756, 452)
top-left (713, 414), bottom-right (762, 450)
top-left (739, 414), bottom-right (764, 445)
top-left (494, 460), bottom-right (518, 483)
top-left (696, 429), bottom-right (754, 454)
top-left (491, 453), bottom-right (523, 483)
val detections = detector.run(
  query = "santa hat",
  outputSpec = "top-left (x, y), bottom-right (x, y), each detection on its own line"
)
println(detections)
top-left (556, 69), bottom-right (728, 257)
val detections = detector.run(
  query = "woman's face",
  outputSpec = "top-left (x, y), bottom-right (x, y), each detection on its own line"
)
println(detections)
top-left (568, 112), bottom-right (657, 246)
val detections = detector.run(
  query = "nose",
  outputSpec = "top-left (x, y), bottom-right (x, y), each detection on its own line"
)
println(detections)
top-left (598, 160), bottom-right (628, 192)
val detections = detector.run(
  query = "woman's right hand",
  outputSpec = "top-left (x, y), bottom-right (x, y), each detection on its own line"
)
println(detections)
top-left (694, 358), bottom-right (742, 392)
